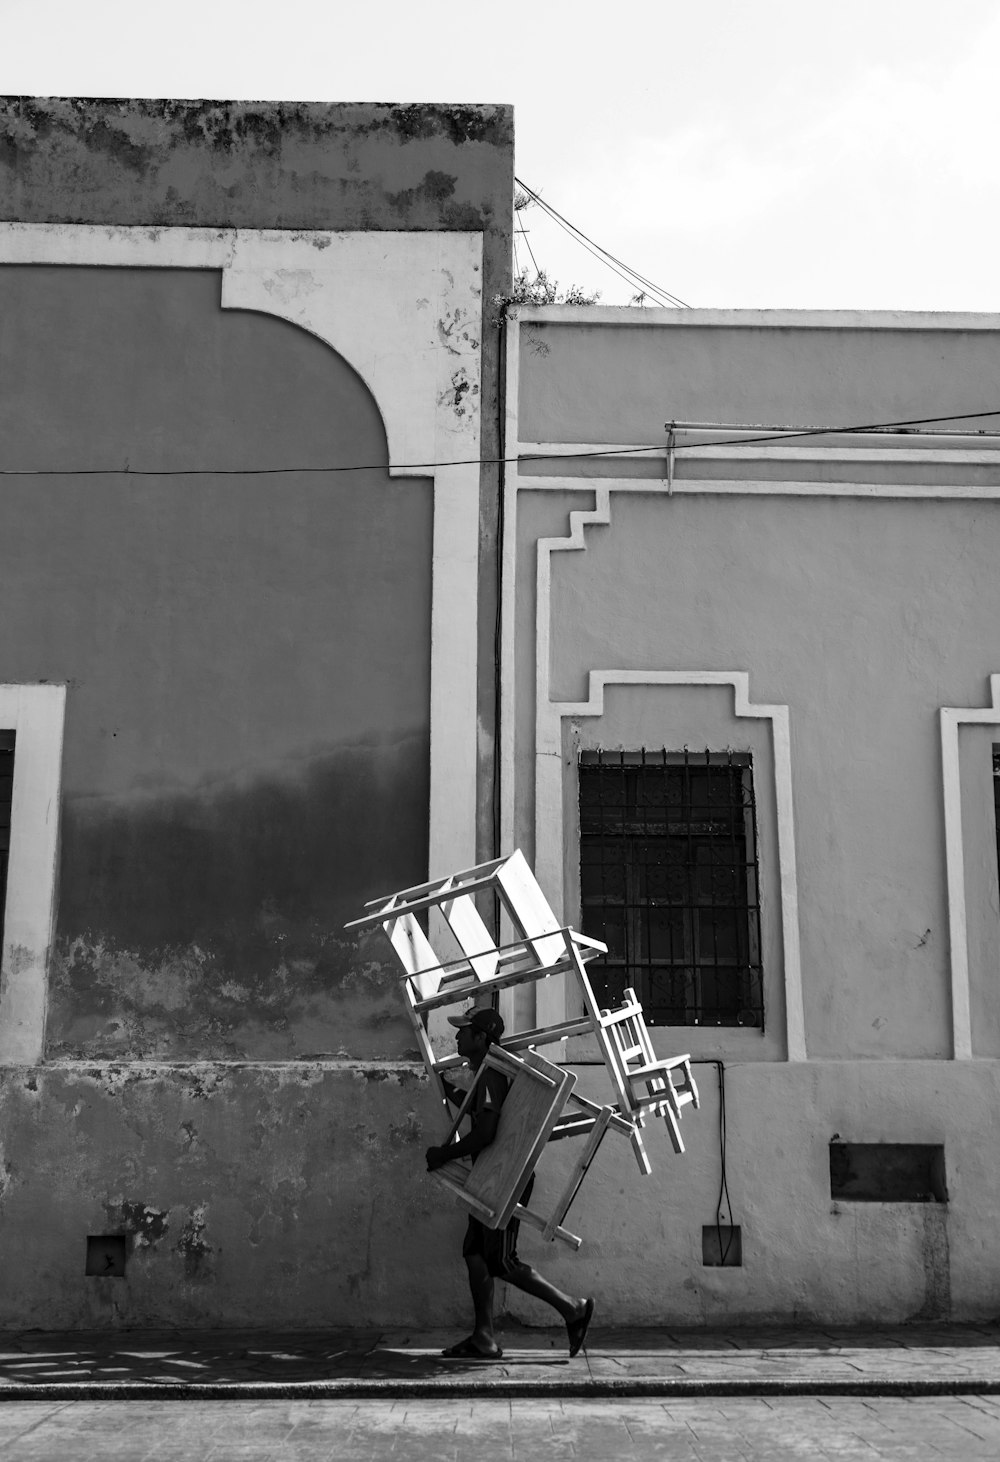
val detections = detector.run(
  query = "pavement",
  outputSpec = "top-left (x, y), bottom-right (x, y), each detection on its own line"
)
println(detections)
top-left (1, 1323), bottom-right (999, 1400)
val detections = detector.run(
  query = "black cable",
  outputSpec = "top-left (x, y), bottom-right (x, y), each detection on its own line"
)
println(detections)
top-left (665, 407), bottom-right (1000, 453)
top-left (518, 220), bottom-right (542, 279)
top-left (530, 205), bottom-right (683, 310)
top-left (516, 178), bottom-right (687, 308)
top-left (688, 1060), bottom-right (735, 1265)
top-left (514, 180), bottom-right (680, 306)
top-left (4, 407), bottom-right (1000, 479)
top-left (515, 176), bottom-right (690, 309)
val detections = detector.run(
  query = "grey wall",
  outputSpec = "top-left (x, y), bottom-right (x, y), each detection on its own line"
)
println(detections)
top-left (1, 95), bottom-right (514, 863)
top-left (0, 263), bottom-right (432, 1061)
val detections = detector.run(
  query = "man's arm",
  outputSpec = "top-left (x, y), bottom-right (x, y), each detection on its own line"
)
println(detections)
top-left (426, 1107), bottom-right (498, 1170)
top-left (427, 1066), bottom-right (505, 1170)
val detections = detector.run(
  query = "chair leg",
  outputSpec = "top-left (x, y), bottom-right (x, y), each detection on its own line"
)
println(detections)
top-left (661, 1101), bottom-right (685, 1155)
top-left (629, 1123), bottom-right (652, 1175)
top-left (542, 1106), bottom-right (615, 1241)
top-left (514, 1203), bottom-right (582, 1251)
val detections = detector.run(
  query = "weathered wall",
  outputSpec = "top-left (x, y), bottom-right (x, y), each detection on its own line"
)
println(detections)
top-left (0, 99), bottom-right (511, 234)
top-left (5, 1056), bottom-right (996, 1329)
top-left (1, 96), bottom-right (513, 864)
top-left (0, 263), bottom-right (431, 1063)
top-left (0, 1062), bottom-right (478, 1328)
top-left (0, 97), bottom-right (516, 1329)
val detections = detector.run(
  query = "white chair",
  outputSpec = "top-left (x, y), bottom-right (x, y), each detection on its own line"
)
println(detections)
top-left (346, 852), bottom-right (700, 1188)
top-left (589, 987), bottom-right (700, 1154)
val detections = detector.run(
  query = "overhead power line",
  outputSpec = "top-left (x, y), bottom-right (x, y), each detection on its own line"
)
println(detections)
top-left (2, 409), bottom-right (1000, 478)
top-left (514, 176), bottom-right (690, 309)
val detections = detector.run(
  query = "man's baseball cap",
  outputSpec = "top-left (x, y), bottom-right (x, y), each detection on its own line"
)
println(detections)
top-left (447, 1007), bottom-right (505, 1041)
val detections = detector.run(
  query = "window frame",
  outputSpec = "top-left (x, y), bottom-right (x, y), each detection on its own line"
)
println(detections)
top-left (578, 749), bottom-right (764, 1029)
top-left (0, 684), bottom-right (66, 1064)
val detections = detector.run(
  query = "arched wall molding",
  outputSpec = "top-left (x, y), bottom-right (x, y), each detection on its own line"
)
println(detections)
top-left (940, 675), bottom-right (1000, 1060)
top-left (0, 225), bottom-right (483, 1063)
top-left (0, 223), bottom-right (483, 474)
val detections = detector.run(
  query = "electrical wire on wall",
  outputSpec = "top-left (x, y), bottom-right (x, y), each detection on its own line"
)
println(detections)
top-left (494, 313), bottom-right (508, 863)
top-left (4, 408), bottom-right (1000, 479)
top-left (694, 1060), bottom-right (737, 1267)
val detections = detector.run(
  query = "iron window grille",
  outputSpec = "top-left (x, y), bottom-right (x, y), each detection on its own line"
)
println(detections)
top-left (579, 749), bottom-right (763, 1027)
top-left (0, 732), bottom-right (13, 954)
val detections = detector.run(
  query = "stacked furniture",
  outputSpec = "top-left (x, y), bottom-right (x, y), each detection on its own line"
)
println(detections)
top-left (346, 850), bottom-right (700, 1246)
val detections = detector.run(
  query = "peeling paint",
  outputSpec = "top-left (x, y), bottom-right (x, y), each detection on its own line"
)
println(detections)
top-left (442, 367), bottom-right (479, 418)
top-left (5, 944), bottom-right (35, 976)
top-left (175, 1204), bottom-right (212, 1280)
top-left (111, 1200), bottom-right (169, 1248)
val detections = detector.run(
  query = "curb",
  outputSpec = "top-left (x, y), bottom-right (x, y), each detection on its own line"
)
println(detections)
top-left (2, 1376), bottom-right (1000, 1400)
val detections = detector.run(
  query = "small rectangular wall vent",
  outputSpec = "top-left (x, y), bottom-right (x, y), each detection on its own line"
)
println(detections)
top-left (829, 1143), bottom-right (947, 1203)
top-left (702, 1225), bottom-right (742, 1266)
top-left (86, 1235), bottom-right (127, 1277)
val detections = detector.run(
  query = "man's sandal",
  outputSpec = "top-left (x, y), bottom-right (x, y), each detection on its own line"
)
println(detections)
top-left (441, 1338), bottom-right (504, 1361)
top-left (567, 1297), bottom-right (595, 1358)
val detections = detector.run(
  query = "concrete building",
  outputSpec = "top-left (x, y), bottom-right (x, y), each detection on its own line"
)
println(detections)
top-left (502, 305), bottom-right (1000, 1323)
top-left (0, 96), bottom-right (511, 1327)
top-left (4, 95), bottom-right (1000, 1329)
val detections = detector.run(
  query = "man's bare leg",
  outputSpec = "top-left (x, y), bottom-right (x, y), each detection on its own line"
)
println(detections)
top-left (503, 1264), bottom-right (595, 1355)
top-left (442, 1254), bottom-right (503, 1358)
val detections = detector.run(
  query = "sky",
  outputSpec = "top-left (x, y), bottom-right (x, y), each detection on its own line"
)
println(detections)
top-left (3, 0), bottom-right (999, 311)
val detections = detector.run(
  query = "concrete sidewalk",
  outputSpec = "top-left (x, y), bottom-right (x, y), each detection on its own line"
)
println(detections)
top-left (0, 1324), bottom-right (999, 1399)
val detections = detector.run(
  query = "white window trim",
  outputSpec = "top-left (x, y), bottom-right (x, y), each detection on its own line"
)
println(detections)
top-left (0, 684), bottom-right (66, 1064)
top-left (534, 669), bottom-right (805, 1061)
top-left (940, 674), bottom-right (1000, 1060)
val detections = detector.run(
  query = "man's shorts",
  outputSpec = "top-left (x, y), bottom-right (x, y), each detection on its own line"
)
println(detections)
top-left (462, 1174), bottom-right (535, 1278)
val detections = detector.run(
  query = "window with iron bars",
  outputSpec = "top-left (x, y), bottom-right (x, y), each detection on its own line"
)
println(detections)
top-left (0, 732), bottom-right (13, 954)
top-left (579, 749), bottom-right (763, 1027)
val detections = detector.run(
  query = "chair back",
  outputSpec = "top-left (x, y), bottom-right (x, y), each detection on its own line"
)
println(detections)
top-left (600, 989), bottom-right (670, 1111)
top-left (440, 893), bottom-right (499, 981)
top-left (495, 849), bottom-right (569, 968)
top-left (384, 911), bottom-right (443, 999)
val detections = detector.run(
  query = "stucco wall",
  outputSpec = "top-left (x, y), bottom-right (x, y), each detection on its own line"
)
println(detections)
top-left (4, 1055), bottom-right (996, 1330)
top-left (0, 262), bottom-right (431, 1061)
top-left (0, 1062), bottom-right (477, 1329)
top-left (500, 307), bottom-right (1000, 1324)
top-left (1, 96), bottom-right (513, 865)
top-left (517, 315), bottom-right (1000, 443)
top-left (546, 492), bottom-right (1000, 1059)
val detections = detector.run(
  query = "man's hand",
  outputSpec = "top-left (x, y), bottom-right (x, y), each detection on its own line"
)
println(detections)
top-left (425, 1145), bottom-right (450, 1171)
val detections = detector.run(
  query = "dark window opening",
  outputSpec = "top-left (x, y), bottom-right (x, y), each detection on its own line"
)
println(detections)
top-left (829, 1143), bottom-right (947, 1203)
top-left (0, 732), bottom-right (13, 955)
top-left (579, 749), bottom-right (762, 1027)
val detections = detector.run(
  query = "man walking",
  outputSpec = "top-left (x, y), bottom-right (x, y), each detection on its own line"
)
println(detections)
top-left (425, 1006), bottom-right (595, 1360)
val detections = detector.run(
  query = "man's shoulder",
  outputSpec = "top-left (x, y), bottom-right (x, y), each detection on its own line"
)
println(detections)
top-left (477, 1063), bottom-right (509, 1111)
